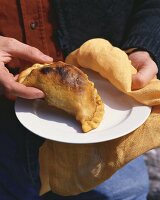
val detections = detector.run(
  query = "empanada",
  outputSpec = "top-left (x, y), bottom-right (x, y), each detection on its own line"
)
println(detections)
top-left (18, 61), bottom-right (104, 132)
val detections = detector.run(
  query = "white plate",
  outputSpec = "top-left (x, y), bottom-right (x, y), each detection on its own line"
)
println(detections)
top-left (15, 69), bottom-right (151, 144)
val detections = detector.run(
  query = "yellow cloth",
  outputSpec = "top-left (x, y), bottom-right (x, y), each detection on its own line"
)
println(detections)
top-left (39, 38), bottom-right (160, 196)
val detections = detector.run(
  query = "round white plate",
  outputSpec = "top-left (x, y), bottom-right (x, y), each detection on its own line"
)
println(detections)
top-left (15, 69), bottom-right (151, 144)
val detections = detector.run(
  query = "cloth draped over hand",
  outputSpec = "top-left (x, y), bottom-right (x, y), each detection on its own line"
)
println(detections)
top-left (39, 39), bottom-right (160, 196)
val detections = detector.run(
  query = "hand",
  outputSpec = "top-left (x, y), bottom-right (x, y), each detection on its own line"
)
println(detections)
top-left (128, 51), bottom-right (158, 90)
top-left (0, 36), bottom-right (53, 99)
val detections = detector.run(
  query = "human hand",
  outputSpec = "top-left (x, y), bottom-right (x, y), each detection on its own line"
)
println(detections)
top-left (128, 51), bottom-right (158, 90)
top-left (0, 36), bottom-right (53, 99)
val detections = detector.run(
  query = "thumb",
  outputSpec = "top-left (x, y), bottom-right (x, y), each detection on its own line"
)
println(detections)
top-left (132, 62), bottom-right (158, 90)
top-left (5, 38), bottom-right (53, 63)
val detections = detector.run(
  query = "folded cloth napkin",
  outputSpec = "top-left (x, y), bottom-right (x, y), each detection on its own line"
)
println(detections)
top-left (39, 38), bottom-right (160, 196)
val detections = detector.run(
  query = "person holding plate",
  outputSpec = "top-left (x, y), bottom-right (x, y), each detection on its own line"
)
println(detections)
top-left (0, 0), bottom-right (159, 200)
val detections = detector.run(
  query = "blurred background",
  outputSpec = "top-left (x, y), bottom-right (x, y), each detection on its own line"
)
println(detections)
top-left (145, 148), bottom-right (160, 200)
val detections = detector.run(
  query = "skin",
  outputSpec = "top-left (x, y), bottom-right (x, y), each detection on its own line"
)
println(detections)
top-left (0, 36), bottom-right (53, 99)
top-left (128, 51), bottom-right (158, 90)
top-left (0, 36), bottom-right (158, 100)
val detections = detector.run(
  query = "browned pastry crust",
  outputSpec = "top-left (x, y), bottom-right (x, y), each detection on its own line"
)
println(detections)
top-left (18, 61), bottom-right (104, 132)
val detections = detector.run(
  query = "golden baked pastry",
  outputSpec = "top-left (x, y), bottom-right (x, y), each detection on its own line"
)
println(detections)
top-left (18, 61), bottom-right (104, 132)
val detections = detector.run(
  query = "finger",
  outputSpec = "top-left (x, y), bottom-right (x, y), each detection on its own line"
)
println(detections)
top-left (0, 61), bottom-right (5, 68)
top-left (0, 62), bottom-right (11, 75)
top-left (128, 51), bottom-right (149, 70)
top-left (0, 64), bottom-right (10, 96)
top-left (129, 53), bottom-right (143, 70)
top-left (0, 51), bottom-right (12, 64)
top-left (1, 56), bottom-right (12, 64)
top-left (0, 50), bottom-right (11, 58)
top-left (5, 82), bottom-right (45, 99)
top-left (132, 61), bottom-right (158, 90)
top-left (4, 38), bottom-right (53, 63)
top-left (14, 74), bottom-right (19, 80)
top-left (0, 65), bottom-right (44, 99)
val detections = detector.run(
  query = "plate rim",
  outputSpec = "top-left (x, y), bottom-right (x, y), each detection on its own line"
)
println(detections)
top-left (14, 97), bottom-right (151, 144)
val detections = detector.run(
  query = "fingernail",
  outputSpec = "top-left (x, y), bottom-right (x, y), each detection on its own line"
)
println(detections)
top-left (42, 55), bottom-right (53, 62)
top-left (36, 91), bottom-right (45, 98)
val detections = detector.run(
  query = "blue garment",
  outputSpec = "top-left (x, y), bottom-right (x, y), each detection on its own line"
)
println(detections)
top-left (0, 97), bottom-right (43, 200)
top-left (0, 97), bottom-right (149, 200)
top-left (41, 157), bottom-right (149, 200)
